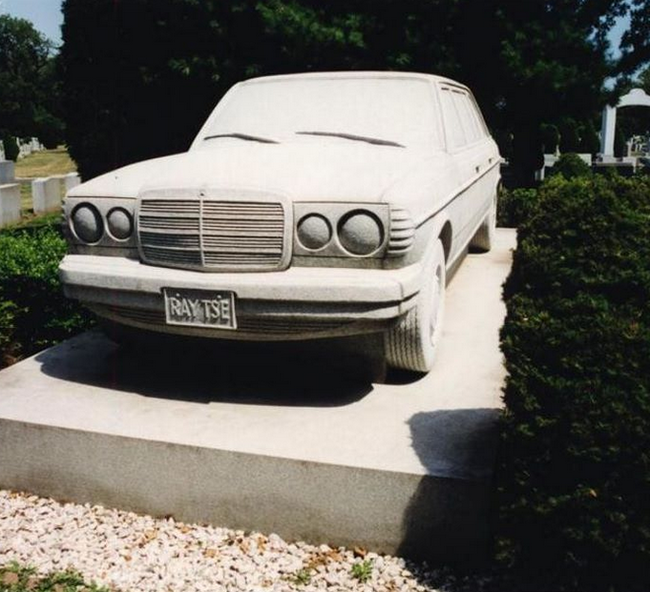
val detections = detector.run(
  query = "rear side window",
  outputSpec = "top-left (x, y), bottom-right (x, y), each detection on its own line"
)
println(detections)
top-left (457, 93), bottom-right (483, 143)
top-left (440, 87), bottom-right (466, 150)
top-left (467, 93), bottom-right (490, 137)
top-left (440, 85), bottom-right (488, 149)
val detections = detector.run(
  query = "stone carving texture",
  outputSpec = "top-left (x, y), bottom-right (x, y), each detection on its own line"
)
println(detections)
top-left (59, 72), bottom-right (501, 372)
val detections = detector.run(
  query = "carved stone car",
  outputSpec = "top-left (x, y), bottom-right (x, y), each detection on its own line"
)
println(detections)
top-left (60, 72), bottom-right (500, 372)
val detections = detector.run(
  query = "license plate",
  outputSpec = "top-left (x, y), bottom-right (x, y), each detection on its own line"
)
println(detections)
top-left (163, 288), bottom-right (237, 329)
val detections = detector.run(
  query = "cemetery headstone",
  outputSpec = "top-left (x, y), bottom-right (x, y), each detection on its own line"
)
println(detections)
top-left (64, 173), bottom-right (81, 193)
top-left (0, 184), bottom-right (21, 228)
top-left (0, 161), bottom-right (15, 184)
top-left (32, 177), bottom-right (61, 214)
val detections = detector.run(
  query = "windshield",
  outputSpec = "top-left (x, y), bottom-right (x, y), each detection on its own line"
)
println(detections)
top-left (197, 77), bottom-right (439, 149)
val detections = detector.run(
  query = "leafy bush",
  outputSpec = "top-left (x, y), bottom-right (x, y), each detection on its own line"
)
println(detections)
top-left (0, 561), bottom-right (109, 591)
top-left (497, 187), bottom-right (540, 227)
top-left (2, 135), bottom-right (18, 161)
top-left (552, 152), bottom-right (592, 179)
top-left (495, 174), bottom-right (650, 591)
top-left (0, 226), bottom-right (92, 368)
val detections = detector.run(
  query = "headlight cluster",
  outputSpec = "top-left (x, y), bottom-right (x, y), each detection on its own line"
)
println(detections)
top-left (69, 200), bottom-right (135, 244)
top-left (106, 207), bottom-right (134, 240)
top-left (294, 204), bottom-right (389, 257)
top-left (71, 204), bottom-right (103, 243)
top-left (337, 211), bottom-right (383, 255)
top-left (297, 214), bottom-right (332, 250)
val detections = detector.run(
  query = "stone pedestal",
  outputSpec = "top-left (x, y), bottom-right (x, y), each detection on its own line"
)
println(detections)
top-left (0, 229), bottom-right (517, 564)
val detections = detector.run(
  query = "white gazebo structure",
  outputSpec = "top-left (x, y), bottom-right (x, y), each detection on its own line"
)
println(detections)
top-left (600, 88), bottom-right (650, 156)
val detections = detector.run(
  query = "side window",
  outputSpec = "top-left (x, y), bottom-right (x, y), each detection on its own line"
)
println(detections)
top-left (467, 92), bottom-right (490, 138)
top-left (466, 95), bottom-right (485, 142)
top-left (440, 87), bottom-right (467, 150)
top-left (453, 90), bottom-right (479, 144)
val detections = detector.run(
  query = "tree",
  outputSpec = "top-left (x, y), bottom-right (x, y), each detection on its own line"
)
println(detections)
top-left (560, 119), bottom-right (582, 153)
top-left (619, 0), bottom-right (650, 74)
top-left (60, 0), bottom-right (630, 184)
top-left (0, 15), bottom-right (65, 151)
top-left (541, 124), bottom-right (560, 154)
top-left (578, 119), bottom-right (601, 154)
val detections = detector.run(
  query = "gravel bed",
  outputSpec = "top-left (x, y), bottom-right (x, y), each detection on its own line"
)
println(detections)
top-left (0, 490), bottom-right (496, 592)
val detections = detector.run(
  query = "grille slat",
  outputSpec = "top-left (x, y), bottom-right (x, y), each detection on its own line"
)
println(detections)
top-left (142, 247), bottom-right (202, 265)
top-left (140, 232), bottom-right (201, 249)
top-left (138, 199), bottom-right (286, 271)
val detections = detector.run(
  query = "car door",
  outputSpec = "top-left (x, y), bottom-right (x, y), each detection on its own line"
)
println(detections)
top-left (438, 84), bottom-right (493, 252)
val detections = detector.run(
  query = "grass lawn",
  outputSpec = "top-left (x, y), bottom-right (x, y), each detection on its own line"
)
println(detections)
top-left (8, 148), bottom-right (76, 221)
top-left (14, 147), bottom-right (77, 179)
top-left (19, 184), bottom-right (32, 213)
top-left (8, 211), bottom-right (62, 231)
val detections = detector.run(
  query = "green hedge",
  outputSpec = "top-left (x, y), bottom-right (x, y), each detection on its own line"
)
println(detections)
top-left (495, 174), bottom-right (650, 591)
top-left (497, 187), bottom-right (540, 228)
top-left (0, 226), bottom-right (92, 368)
top-left (551, 152), bottom-right (593, 179)
top-left (2, 135), bottom-right (19, 161)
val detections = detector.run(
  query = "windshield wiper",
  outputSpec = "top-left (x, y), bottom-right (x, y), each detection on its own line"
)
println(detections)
top-left (296, 131), bottom-right (404, 148)
top-left (204, 133), bottom-right (279, 144)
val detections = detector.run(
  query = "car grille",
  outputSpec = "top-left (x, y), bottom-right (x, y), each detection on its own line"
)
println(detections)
top-left (137, 198), bottom-right (287, 271)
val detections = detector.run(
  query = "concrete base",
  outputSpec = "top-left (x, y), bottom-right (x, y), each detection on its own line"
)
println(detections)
top-left (0, 229), bottom-right (516, 565)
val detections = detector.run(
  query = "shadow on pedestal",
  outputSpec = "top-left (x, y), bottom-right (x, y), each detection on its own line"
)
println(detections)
top-left (35, 328), bottom-right (392, 407)
top-left (399, 408), bottom-right (501, 566)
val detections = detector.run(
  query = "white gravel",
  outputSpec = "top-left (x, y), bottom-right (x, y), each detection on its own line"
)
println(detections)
top-left (0, 489), bottom-right (482, 592)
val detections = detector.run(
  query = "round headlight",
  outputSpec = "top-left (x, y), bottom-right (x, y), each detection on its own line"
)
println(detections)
top-left (71, 204), bottom-right (103, 243)
top-left (337, 210), bottom-right (384, 255)
top-left (107, 207), bottom-right (133, 240)
top-left (297, 214), bottom-right (332, 250)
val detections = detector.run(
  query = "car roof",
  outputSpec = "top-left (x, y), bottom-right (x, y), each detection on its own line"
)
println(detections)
top-left (239, 71), bottom-right (467, 88)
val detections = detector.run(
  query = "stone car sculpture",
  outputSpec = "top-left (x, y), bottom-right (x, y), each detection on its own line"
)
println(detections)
top-left (59, 72), bottom-right (501, 372)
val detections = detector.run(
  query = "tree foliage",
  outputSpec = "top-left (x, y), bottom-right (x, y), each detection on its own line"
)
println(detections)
top-left (620, 0), bottom-right (650, 74)
top-left (0, 15), bottom-right (65, 150)
top-left (61, 0), bottom-right (631, 184)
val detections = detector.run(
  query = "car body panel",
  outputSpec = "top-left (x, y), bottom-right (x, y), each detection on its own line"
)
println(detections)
top-left (60, 71), bottom-right (501, 344)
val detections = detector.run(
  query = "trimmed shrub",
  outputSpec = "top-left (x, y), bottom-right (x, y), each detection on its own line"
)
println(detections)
top-left (2, 134), bottom-right (19, 161)
top-left (552, 152), bottom-right (592, 179)
top-left (497, 187), bottom-right (540, 228)
top-left (495, 174), bottom-right (650, 591)
top-left (0, 225), bottom-right (93, 367)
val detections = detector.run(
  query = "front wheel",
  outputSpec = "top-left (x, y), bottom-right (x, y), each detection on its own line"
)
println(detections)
top-left (384, 239), bottom-right (446, 373)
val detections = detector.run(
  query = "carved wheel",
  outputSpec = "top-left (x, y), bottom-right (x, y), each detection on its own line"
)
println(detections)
top-left (384, 239), bottom-right (446, 373)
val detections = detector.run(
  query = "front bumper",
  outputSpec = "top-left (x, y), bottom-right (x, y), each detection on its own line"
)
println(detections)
top-left (59, 255), bottom-right (423, 340)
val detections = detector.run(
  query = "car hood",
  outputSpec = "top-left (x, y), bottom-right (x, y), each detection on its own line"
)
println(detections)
top-left (69, 141), bottom-right (433, 202)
